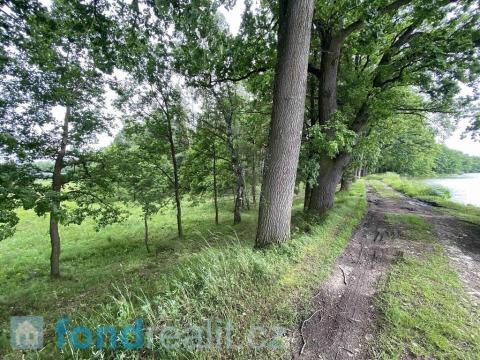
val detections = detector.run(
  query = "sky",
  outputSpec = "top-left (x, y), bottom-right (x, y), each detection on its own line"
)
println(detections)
top-left (57, 1), bottom-right (479, 157)
top-left (444, 119), bottom-right (479, 156)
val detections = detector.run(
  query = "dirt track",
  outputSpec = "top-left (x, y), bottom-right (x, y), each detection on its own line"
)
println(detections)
top-left (294, 183), bottom-right (480, 359)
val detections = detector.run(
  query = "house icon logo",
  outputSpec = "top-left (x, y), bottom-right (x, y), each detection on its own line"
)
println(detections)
top-left (10, 316), bottom-right (44, 350)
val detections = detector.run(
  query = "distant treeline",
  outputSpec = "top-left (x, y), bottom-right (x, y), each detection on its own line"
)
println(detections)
top-left (379, 144), bottom-right (480, 176)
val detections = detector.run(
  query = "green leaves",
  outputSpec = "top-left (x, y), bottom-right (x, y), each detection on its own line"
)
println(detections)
top-left (307, 112), bottom-right (357, 159)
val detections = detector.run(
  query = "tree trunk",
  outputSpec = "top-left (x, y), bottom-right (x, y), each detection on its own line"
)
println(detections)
top-left (49, 214), bottom-right (61, 279)
top-left (166, 113), bottom-right (183, 239)
top-left (49, 106), bottom-right (70, 279)
top-left (308, 154), bottom-right (351, 214)
top-left (233, 177), bottom-right (245, 225)
top-left (244, 187), bottom-right (251, 210)
top-left (144, 211), bottom-right (150, 253)
top-left (340, 175), bottom-right (352, 192)
top-left (317, 37), bottom-right (342, 126)
top-left (224, 109), bottom-right (246, 225)
top-left (251, 143), bottom-right (257, 205)
top-left (255, 0), bottom-right (314, 247)
top-left (304, 183), bottom-right (312, 210)
top-left (212, 146), bottom-right (219, 225)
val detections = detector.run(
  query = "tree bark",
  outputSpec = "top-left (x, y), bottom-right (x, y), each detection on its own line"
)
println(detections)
top-left (50, 106), bottom-right (70, 279)
top-left (317, 37), bottom-right (342, 125)
top-left (308, 153), bottom-right (351, 214)
top-left (304, 183), bottom-right (312, 210)
top-left (340, 174), bottom-right (353, 192)
top-left (144, 211), bottom-right (150, 253)
top-left (251, 142), bottom-right (257, 205)
top-left (255, 0), bottom-right (314, 247)
top-left (224, 110), bottom-right (246, 225)
top-left (212, 145), bottom-right (219, 225)
top-left (166, 112), bottom-right (183, 239)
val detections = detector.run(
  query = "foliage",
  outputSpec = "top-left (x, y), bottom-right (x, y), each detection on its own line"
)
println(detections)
top-left (0, 0), bottom-right (123, 241)
top-left (308, 112), bottom-right (358, 159)
top-left (434, 145), bottom-right (480, 174)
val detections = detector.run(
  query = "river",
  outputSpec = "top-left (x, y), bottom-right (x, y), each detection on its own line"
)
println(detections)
top-left (425, 173), bottom-right (480, 207)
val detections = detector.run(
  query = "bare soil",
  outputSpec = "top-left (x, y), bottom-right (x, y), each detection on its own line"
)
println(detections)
top-left (294, 183), bottom-right (480, 359)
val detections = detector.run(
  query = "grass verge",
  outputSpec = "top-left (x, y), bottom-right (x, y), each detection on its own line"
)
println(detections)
top-left (372, 200), bottom-right (480, 358)
top-left (1, 181), bottom-right (367, 359)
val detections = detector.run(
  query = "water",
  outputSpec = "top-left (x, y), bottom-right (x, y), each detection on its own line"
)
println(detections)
top-left (425, 173), bottom-right (480, 207)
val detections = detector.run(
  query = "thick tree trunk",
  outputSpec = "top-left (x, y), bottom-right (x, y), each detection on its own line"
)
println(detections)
top-left (255, 0), bottom-right (314, 247)
top-left (212, 147), bottom-right (219, 225)
top-left (166, 114), bottom-right (183, 239)
top-left (308, 154), bottom-right (351, 214)
top-left (340, 175), bottom-right (353, 192)
top-left (144, 212), bottom-right (150, 253)
top-left (317, 37), bottom-right (342, 125)
top-left (50, 107), bottom-right (70, 279)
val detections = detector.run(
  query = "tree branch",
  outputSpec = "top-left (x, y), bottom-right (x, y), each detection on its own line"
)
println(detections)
top-left (340, 0), bottom-right (413, 39)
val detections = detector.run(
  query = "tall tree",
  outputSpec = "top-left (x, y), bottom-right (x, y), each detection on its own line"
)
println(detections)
top-left (306, 0), bottom-right (480, 214)
top-left (255, 0), bottom-right (314, 247)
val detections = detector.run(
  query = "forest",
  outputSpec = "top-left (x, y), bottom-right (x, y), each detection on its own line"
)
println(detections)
top-left (1, 0), bottom-right (480, 359)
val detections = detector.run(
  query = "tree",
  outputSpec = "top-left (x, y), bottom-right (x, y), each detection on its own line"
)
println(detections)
top-left (115, 78), bottom-right (189, 239)
top-left (181, 122), bottom-right (232, 225)
top-left (255, 0), bottom-right (314, 247)
top-left (0, 0), bottom-right (122, 278)
top-left (306, 0), bottom-right (480, 214)
top-left (105, 140), bottom-right (170, 253)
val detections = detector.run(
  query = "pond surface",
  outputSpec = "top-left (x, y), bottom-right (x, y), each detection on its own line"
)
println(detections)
top-left (425, 173), bottom-right (480, 207)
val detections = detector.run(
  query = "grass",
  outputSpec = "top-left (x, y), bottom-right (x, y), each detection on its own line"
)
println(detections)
top-left (370, 177), bottom-right (480, 359)
top-left (385, 214), bottom-right (435, 242)
top-left (373, 248), bottom-right (480, 359)
top-left (0, 181), bottom-right (367, 359)
top-left (369, 179), bottom-right (401, 199)
top-left (370, 172), bottom-right (480, 225)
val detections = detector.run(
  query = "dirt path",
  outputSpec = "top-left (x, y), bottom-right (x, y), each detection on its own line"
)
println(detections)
top-left (295, 183), bottom-right (480, 359)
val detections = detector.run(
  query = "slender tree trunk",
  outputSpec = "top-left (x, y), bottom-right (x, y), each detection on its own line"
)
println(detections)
top-left (166, 113), bottom-right (183, 239)
top-left (212, 146), bottom-right (219, 225)
top-left (144, 211), bottom-right (150, 253)
top-left (304, 183), bottom-right (312, 210)
top-left (244, 187), bottom-right (251, 210)
top-left (308, 154), bottom-right (351, 214)
top-left (50, 107), bottom-right (70, 279)
top-left (251, 143), bottom-right (257, 205)
top-left (224, 110), bottom-right (246, 225)
top-left (255, 0), bottom-right (314, 247)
